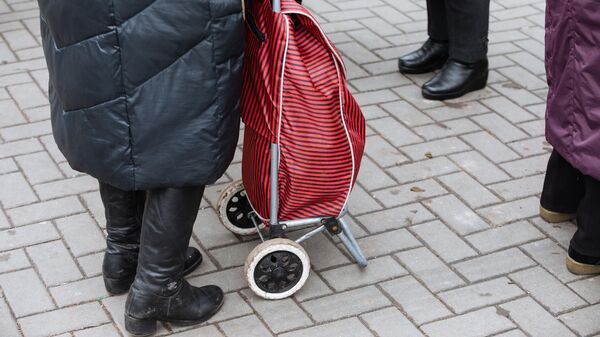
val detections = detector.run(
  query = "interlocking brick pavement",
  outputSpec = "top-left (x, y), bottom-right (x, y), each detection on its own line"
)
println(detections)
top-left (0, 0), bottom-right (598, 336)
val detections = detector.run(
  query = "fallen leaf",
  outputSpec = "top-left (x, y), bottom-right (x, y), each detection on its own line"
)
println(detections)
top-left (410, 187), bottom-right (425, 193)
top-left (425, 152), bottom-right (433, 159)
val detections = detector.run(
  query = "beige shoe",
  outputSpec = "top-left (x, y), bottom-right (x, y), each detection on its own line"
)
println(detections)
top-left (566, 256), bottom-right (600, 275)
top-left (539, 206), bottom-right (576, 223)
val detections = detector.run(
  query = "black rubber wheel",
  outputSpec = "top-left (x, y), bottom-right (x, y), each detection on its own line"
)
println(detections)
top-left (253, 250), bottom-right (304, 294)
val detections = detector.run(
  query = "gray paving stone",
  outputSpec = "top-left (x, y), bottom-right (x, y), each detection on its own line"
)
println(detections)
top-left (454, 248), bottom-right (536, 282)
top-left (521, 239), bottom-right (584, 283)
top-left (219, 315), bottom-right (273, 337)
top-left (0, 171), bottom-right (37, 208)
top-left (293, 273), bottom-right (333, 302)
top-left (439, 277), bottom-right (524, 314)
top-left (34, 175), bottom-right (97, 200)
top-left (355, 228), bottom-right (421, 258)
top-left (304, 233), bottom-right (350, 270)
top-left (210, 241), bottom-right (257, 269)
top-left (380, 276), bottom-right (452, 325)
top-left (0, 221), bottom-right (59, 252)
top-left (368, 116), bottom-right (422, 147)
top-left (188, 267), bottom-right (246, 293)
top-left (560, 303), bottom-right (600, 337)
top-left (77, 252), bottom-right (103, 277)
top-left (27, 240), bottom-right (82, 286)
top-left (0, 248), bottom-right (29, 273)
top-left (364, 135), bottom-right (409, 168)
top-left (510, 267), bottom-right (586, 315)
top-left (465, 221), bottom-right (544, 253)
top-left (568, 275), bottom-right (600, 305)
top-left (19, 302), bottom-right (109, 337)
top-left (356, 203), bottom-right (434, 234)
top-left (73, 324), bottom-right (120, 337)
top-left (0, 268), bottom-right (55, 317)
top-left (438, 172), bottom-right (501, 208)
top-left (380, 100), bottom-right (434, 127)
top-left (347, 184), bottom-right (383, 215)
top-left (494, 331), bottom-right (528, 337)
top-left (397, 247), bottom-right (465, 292)
top-left (373, 179), bottom-right (448, 208)
top-left (193, 207), bottom-right (239, 249)
top-left (360, 307), bottom-right (424, 337)
top-left (357, 156), bottom-right (397, 191)
top-left (321, 255), bottom-right (407, 291)
top-left (425, 195), bottom-right (489, 235)
top-left (0, 297), bottom-right (20, 337)
top-left (206, 292), bottom-right (253, 324)
top-left (169, 325), bottom-right (224, 337)
top-left (462, 131), bottom-right (520, 163)
top-left (55, 213), bottom-right (105, 257)
top-left (49, 276), bottom-right (108, 307)
top-left (411, 220), bottom-right (477, 263)
top-left (500, 153), bottom-right (549, 178)
top-left (301, 286), bottom-right (390, 323)
top-left (242, 290), bottom-right (312, 333)
top-left (501, 297), bottom-right (576, 337)
top-left (15, 151), bottom-right (63, 184)
top-left (421, 307), bottom-right (515, 337)
top-left (477, 196), bottom-right (540, 226)
top-left (7, 196), bottom-right (85, 226)
top-left (388, 156), bottom-right (458, 184)
top-left (489, 174), bottom-right (545, 200)
top-left (450, 151), bottom-right (511, 184)
top-left (400, 137), bottom-right (471, 161)
top-left (279, 318), bottom-right (373, 337)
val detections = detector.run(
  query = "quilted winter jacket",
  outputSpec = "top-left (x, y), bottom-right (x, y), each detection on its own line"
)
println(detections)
top-left (38, 0), bottom-right (244, 190)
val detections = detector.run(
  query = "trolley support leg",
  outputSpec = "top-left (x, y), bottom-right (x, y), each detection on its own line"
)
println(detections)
top-left (269, 144), bottom-right (282, 237)
top-left (338, 218), bottom-right (368, 268)
top-left (273, 0), bottom-right (281, 12)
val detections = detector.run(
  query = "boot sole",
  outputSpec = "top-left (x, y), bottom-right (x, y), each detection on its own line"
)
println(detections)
top-left (124, 298), bottom-right (224, 336)
top-left (422, 72), bottom-right (488, 101)
top-left (539, 206), bottom-right (576, 223)
top-left (566, 256), bottom-right (600, 275)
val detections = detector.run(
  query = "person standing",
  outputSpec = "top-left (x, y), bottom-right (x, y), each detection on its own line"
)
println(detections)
top-left (38, 1), bottom-right (244, 335)
top-left (540, 0), bottom-right (600, 275)
top-left (398, 0), bottom-right (490, 100)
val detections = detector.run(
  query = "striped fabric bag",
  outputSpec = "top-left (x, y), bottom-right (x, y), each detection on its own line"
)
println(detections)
top-left (241, 0), bottom-right (366, 222)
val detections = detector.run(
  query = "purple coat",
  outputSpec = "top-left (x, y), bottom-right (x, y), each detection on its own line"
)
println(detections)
top-left (545, 0), bottom-right (600, 180)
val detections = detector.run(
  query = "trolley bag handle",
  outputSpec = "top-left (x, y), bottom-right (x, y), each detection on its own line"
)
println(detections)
top-left (243, 0), bottom-right (303, 43)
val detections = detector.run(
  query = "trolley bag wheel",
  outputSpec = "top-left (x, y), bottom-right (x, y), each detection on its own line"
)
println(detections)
top-left (218, 180), bottom-right (265, 235)
top-left (245, 238), bottom-right (310, 300)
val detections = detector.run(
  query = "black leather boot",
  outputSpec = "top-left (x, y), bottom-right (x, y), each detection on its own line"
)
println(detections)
top-left (421, 58), bottom-right (489, 100)
top-left (100, 183), bottom-right (203, 295)
top-left (398, 39), bottom-right (449, 74)
top-left (124, 186), bottom-right (223, 336)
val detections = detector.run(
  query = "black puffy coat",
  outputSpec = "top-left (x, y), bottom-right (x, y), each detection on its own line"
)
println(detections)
top-left (38, 0), bottom-right (244, 190)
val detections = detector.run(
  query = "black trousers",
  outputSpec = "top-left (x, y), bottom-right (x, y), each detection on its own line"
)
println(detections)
top-left (427, 0), bottom-right (490, 63)
top-left (541, 150), bottom-right (600, 257)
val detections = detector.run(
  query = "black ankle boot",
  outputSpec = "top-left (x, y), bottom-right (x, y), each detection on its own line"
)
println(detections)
top-left (422, 58), bottom-right (488, 100)
top-left (398, 38), bottom-right (449, 74)
top-left (100, 183), bottom-right (204, 295)
top-left (124, 186), bottom-right (223, 336)
top-left (540, 150), bottom-right (584, 223)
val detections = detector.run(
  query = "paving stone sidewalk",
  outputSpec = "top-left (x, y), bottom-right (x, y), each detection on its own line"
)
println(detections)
top-left (1, 0), bottom-right (599, 336)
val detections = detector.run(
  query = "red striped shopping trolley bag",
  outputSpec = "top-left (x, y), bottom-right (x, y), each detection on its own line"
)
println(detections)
top-left (217, 0), bottom-right (367, 300)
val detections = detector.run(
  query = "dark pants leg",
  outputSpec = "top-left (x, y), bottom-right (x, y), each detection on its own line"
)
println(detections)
top-left (99, 182), bottom-right (147, 255)
top-left (445, 0), bottom-right (490, 63)
top-left (427, 0), bottom-right (449, 42)
top-left (133, 186), bottom-right (205, 295)
top-left (541, 150), bottom-right (585, 213)
top-left (572, 176), bottom-right (600, 257)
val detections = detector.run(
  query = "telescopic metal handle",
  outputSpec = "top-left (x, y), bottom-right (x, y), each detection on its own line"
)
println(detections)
top-left (273, 0), bottom-right (281, 12)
